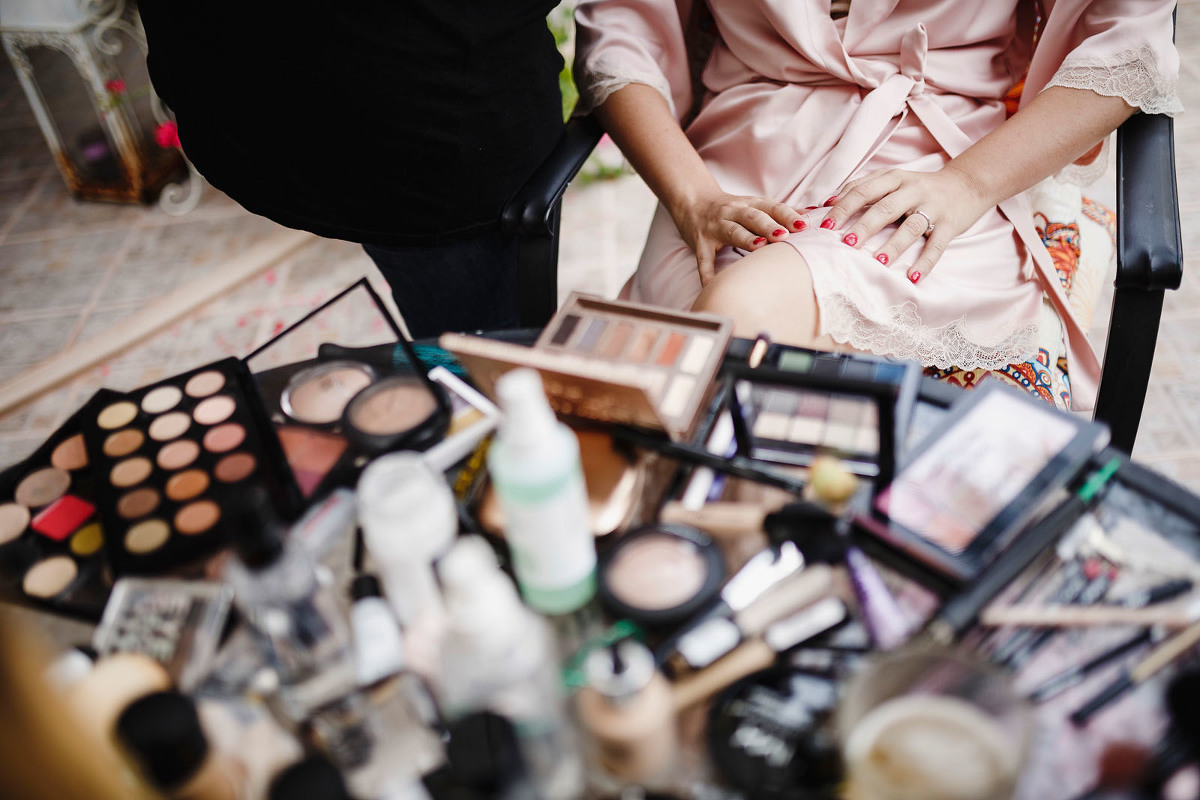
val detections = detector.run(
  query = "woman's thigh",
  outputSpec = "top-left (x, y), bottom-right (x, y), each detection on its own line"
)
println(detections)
top-left (692, 242), bottom-right (845, 351)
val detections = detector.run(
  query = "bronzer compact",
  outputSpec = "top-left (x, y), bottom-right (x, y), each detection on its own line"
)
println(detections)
top-left (0, 392), bottom-right (113, 619)
top-left (82, 358), bottom-right (303, 576)
top-left (245, 279), bottom-right (452, 498)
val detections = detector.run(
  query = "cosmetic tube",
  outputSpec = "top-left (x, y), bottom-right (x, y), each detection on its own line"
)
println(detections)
top-left (487, 368), bottom-right (597, 614)
top-left (576, 639), bottom-right (678, 786)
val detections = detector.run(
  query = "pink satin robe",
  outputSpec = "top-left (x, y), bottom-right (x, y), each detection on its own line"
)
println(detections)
top-left (574, 0), bottom-right (1180, 410)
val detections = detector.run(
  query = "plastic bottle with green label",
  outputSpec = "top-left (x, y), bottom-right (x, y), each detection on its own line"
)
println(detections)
top-left (487, 368), bottom-right (597, 614)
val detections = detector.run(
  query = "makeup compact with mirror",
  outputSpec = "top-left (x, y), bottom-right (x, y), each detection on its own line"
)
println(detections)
top-left (245, 280), bottom-right (460, 499)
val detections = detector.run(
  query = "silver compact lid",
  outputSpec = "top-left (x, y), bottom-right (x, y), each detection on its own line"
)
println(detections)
top-left (584, 639), bottom-right (657, 703)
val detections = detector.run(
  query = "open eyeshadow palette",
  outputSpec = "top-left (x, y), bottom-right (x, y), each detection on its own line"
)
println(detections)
top-left (244, 280), bottom-right (456, 499)
top-left (441, 292), bottom-right (734, 441)
top-left (82, 357), bottom-right (303, 576)
top-left (0, 392), bottom-right (113, 619)
top-left (853, 382), bottom-right (1109, 585)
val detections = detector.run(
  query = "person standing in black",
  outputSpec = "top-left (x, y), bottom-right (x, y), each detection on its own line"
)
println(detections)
top-left (139, 2), bottom-right (565, 337)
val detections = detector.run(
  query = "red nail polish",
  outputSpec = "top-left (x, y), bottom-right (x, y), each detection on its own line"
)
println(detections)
top-left (753, 236), bottom-right (766, 245)
top-left (772, 229), bottom-right (786, 237)
top-left (843, 233), bottom-right (858, 246)
top-left (820, 219), bottom-right (835, 230)
top-left (793, 220), bottom-right (806, 231)
top-left (876, 253), bottom-right (888, 265)
top-left (909, 271), bottom-right (921, 284)
top-left (824, 195), bottom-right (838, 207)
top-left (805, 205), bottom-right (819, 211)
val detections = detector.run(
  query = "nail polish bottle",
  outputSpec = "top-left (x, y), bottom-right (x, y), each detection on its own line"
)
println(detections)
top-left (576, 639), bottom-right (677, 787)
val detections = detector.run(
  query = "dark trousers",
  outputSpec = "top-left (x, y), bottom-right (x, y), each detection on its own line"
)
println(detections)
top-left (364, 231), bottom-right (521, 339)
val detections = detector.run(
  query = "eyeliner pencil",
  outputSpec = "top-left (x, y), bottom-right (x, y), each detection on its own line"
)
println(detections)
top-left (921, 457), bottom-right (1123, 645)
top-left (1069, 617), bottom-right (1200, 726)
top-left (1027, 627), bottom-right (1157, 703)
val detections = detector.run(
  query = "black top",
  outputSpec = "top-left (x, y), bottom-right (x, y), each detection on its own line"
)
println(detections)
top-left (115, 691), bottom-right (209, 791)
top-left (139, 2), bottom-right (565, 245)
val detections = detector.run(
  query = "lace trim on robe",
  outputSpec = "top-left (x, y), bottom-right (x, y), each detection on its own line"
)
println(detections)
top-left (576, 62), bottom-right (676, 117)
top-left (819, 295), bottom-right (1042, 371)
top-left (1047, 46), bottom-right (1184, 117)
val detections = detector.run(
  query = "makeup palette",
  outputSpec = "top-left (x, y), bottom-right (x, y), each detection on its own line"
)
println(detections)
top-left (83, 358), bottom-right (302, 576)
top-left (93, 577), bottom-right (234, 692)
top-left (0, 392), bottom-right (113, 619)
top-left (245, 280), bottom-right (452, 499)
top-left (856, 383), bottom-right (1108, 584)
top-left (442, 293), bottom-right (734, 441)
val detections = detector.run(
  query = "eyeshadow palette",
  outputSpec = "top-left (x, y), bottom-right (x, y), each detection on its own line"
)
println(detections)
top-left (83, 358), bottom-right (302, 576)
top-left (854, 383), bottom-right (1108, 584)
top-left (442, 292), bottom-right (734, 440)
top-left (0, 392), bottom-right (113, 619)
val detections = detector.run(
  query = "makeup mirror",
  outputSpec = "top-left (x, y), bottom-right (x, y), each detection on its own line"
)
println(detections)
top-left (244, 280), bottom-right (451, 498)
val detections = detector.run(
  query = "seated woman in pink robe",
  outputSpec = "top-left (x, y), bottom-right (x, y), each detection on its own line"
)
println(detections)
top-left (573, 0), bottom-right (1181, 411)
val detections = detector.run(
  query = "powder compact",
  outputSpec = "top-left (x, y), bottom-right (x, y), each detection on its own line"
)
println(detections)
top-left (83, 358), bottom-right (303, 576)
top-left (92, 576), bottom-right (234, 692)
top-left (597, 523), bottom-right (725, 629)
top-left (245, 280), bottom-right (452, 499)
top-left (441, 292), bottom-right (734, 441)
top-left (0, 392), bottom-right (113, 619)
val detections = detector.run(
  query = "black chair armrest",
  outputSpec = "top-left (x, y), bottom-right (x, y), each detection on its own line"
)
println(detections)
top-left (1116, 112), bottom-right (1183, 291)
top-left (501, 115), bottom-right (605, 238)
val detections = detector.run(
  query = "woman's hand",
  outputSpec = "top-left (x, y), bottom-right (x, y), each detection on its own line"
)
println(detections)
top-left (671, 192), bottom-right (807, 286)
top-left (819, 165), bottom-right (991, 283)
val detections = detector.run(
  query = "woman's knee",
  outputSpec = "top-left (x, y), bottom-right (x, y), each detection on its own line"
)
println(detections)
top-left (692, 244), bottom-right (822, 343)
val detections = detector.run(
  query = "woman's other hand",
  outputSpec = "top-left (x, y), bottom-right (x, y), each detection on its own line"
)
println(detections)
top-left (819, 166), bottom-right (989, 284)
top-left (672, 192), bottom-right (806, 286)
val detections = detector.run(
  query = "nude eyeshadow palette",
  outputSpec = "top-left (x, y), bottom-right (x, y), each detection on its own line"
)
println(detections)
top-left (83, 357), bottom-right (303, 576)
top-left (441, 292), bottom-right (734, 441)
top-left (0, 392), bottom-right (113, 619)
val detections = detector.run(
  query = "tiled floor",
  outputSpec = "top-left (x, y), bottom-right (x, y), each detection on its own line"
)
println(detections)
top-left (0, 5), bottom-right (1197, 499)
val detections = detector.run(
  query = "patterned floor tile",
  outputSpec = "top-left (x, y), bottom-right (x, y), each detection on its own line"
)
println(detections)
top-left (0, 228), bottom-right (128, 315)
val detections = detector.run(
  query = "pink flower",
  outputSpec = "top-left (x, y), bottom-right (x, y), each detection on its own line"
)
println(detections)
top-left (155, 120), bottom-right (180, 149)
top-left (105, 79), bottom-right (126, 94)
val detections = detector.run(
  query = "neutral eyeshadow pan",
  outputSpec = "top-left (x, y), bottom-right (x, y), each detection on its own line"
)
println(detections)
top-left (193, 395), bottom-right (236, 426)
top-left (165, 469), bottom-right (210, 502)
top-left (125, 519), bottom-right (170, 554)
top-left (149, 412), bottom-right (192, 442)
top-left (50, 434), bottom-right (88, 472)
top-left (117, 488), bottom-right (161, 520)
top-left (141, 385), bottom-right (183, 414)
top-left (176, 500), bottom-right (220, 535)
top-left (97, 401), bottom-right (138, 430)
top-left (203, 423), bottom-right (245, 453)
top-left (15, 468), bottom-right (71, 508)
top-left (185, 370), bottom-right (226, 398)
top-left (111, 457), bottom-right (153, 489)
top-left (214, 452), bottom-right (256, 483)
top-left (22, 555), bottom-right (77, 599)
top-left (0, 502), bottom-right (31, 545)
top-left (157, 439), bottom-right (201, 471)
top-left (104, 429), bottom-right (145, 458)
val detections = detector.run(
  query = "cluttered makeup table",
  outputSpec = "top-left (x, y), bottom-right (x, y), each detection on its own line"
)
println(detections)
top-left (3, 282), bottom-right (1200, 800)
